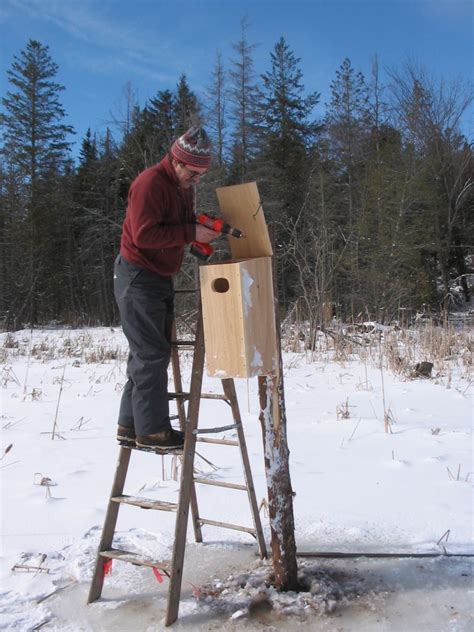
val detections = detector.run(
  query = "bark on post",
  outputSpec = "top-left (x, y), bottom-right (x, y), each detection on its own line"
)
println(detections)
top-left (258, 373), bottom-right (298, 590)
top-left (258, 247), bottom-right (298, 591)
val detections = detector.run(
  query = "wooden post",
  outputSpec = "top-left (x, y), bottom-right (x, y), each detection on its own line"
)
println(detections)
top-left (258, 246), bottom-right (299, 592)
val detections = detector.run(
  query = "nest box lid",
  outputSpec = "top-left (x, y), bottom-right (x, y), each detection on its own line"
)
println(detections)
top-left (216, 182), bottom-right (273, 259)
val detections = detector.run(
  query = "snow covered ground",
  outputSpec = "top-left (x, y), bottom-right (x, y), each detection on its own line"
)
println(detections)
top-left (0, 325), bottom-right (472, 630)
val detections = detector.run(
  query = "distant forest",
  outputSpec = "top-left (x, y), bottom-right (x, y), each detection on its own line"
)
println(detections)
top-left (1, 31), bottom-right (473, 333)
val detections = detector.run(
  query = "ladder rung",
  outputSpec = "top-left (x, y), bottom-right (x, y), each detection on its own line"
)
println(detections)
top-left (194, 424), bottom-right (237, 434)
top-left (168, 392), bottom-right (189, 400)
top-left (111, 495), bottom-right (178, 512)
top-left (193, 478), bottom-right (247, 491)
top-left (197, 519), bottom-right (256, 535)
top-left (197, 437), bottom-right (239, 446)
top-left (130, 444), bottom-right (184, 455)
top-left (171, 341), bottom-right (195, 347)
top-left (168, 392), bottom-right (229, 401)
top-left (99, 549), bottom-right (170, 571)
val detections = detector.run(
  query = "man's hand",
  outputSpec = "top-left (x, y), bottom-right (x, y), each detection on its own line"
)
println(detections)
top-left (195, 224), bottom-right (217, 243)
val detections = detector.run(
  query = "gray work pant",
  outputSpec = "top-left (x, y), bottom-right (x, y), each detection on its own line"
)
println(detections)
top-left (114, 254), bottom-right (174, 436)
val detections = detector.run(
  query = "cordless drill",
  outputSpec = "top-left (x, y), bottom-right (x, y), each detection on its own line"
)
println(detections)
top-left (190, 213), bottom-right (245, 261)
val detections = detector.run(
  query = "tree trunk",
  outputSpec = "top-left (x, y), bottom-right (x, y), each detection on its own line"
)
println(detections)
top-left (258, 373), bottom-right (299, 591)
top-left (257, 245), bottom-right (298, 592)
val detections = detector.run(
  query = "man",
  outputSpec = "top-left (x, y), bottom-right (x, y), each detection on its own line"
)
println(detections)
top-left (114, 125), bottom-right (216, 450)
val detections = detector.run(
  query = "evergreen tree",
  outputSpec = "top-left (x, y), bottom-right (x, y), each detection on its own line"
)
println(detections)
top-left (147, 88), bottom-right (176, 157)
top-left (196, 52), bottom-right (228, 226)
top-left (75, 128), bottom-right (98, 205)
top-left (72, 128), bottom-right (121, 323)
top-left (68, 128), bottom-right (101, 320)
top-left (0, 39), bottom-right (74, 326)
top-left (227, 17), bottom-right (260, 182)
top-left (205, 51), bottom-right (227, 171)
top-left (117, 104), bottom-right (151, 184)
top-left (1, 40), bottom-right (73, 185)
top-left (354, 59), bottom-right (419, 321)
top-left (323, 58), bottom-right (370, 316)
top-left (258, 37), bottom-right (319, 169)
top-left (324, 57), bottom-right (369, 225)
top-left (255, 37), bottom-right (320, 305)
top-left (118, 76), bottom-right (200, 189)
top-left (174, 74), bottom-right (201, 134)
top-left (389, 63), bottom-right (474, 312)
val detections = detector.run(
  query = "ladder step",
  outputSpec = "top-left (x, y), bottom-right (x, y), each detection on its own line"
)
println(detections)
top-left (171, 341), bottom-right (195, 347)
top-left (197, 437), bottom-right (239, 446)
top-left (193, 478), bottom-right (247, 491)
top-left (168, 392), bottom-right (229, 401)
top-left (194, 424), bottom-right (237, 434)
top-left (99, 549), bottom-right (170, 572)
top-left (129, 444), bottom-right (184, 455)
top-left (197, 519), bottom-right (256, 535)
top-left (168, 392), bottom-right (189, 400)
top-left (111, 495), bottom-right (178, 512)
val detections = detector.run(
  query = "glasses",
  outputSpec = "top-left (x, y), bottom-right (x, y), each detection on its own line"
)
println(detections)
top-left (179, 162), bottom-right (207, 180)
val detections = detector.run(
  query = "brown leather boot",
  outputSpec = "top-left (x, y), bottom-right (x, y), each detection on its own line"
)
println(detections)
top-left (136, 427), bottom-right (185, 450)
top-left (117, 425), bottom-right (136, 445)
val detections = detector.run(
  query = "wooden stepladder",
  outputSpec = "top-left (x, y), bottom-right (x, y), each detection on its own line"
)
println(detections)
top-left (87, 302), bottom-right (267, 626)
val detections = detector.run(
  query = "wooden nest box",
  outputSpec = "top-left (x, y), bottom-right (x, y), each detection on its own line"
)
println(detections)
top-left (199, 182), bottom-right (278, 378)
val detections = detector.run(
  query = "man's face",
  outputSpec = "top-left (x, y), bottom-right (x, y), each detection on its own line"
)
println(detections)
top-left (173, 161), bottom-right (207, 189)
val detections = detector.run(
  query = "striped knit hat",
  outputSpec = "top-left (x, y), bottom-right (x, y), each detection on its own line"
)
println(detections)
top-left (170, 125), bottom-right (211, 168)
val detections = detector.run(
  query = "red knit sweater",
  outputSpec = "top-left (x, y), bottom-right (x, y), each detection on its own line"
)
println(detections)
top-left (120, 155), bottom-right (196, 276)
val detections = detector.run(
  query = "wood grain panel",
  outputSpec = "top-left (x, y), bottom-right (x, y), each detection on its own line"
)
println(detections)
top-left (216, 182), bottom-right (273, 259)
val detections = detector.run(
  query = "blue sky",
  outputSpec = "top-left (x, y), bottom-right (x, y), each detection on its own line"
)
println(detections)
top-left (1, 0), bottom-right (472, 159)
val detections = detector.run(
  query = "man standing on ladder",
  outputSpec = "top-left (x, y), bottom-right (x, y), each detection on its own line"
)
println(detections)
top-left (114, 126), bottom-right (215, 450)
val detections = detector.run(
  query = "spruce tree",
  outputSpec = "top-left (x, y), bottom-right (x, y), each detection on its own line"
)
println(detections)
top-left (147, 88), bottom-right (176, 157)
top-left (174, 74), bottom-right (201, 134)
top-left (205, 51), bottom-right (227, 172)
top-left (1, 40), bottom-right (73, 185)
top-left (256, 37), bottom-right (320, 305)
top-left (227, 18), bottom-right (260, 182)
top-left (389, 63), bottom-right (474, 312)
top-left (324, 58), bottom-right (370, 317)
top-left (258, 37), bottom-right (319, 170)
top-left (0, 39), bottom-right (74, 326)
top-left (71, 128), bottom-right (121, 324)
top-left (325, 58), bottom-right (369, 226)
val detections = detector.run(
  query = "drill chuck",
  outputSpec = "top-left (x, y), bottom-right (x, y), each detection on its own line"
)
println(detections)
top-left (196, 213), bottom-right (245, 238)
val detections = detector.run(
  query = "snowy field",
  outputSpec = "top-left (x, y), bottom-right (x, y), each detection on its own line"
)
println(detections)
top-left (0, 324), bottom-right (472, 631)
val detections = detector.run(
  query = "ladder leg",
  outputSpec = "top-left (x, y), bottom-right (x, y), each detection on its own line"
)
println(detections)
top-left (166, 309), bottom-right (206, 626)
top-left (221, 378), bottom-right (268, 559)
top-left (170, 323), bottom-right (203, 544)
top-left (87, 446), bottom-right (132, 603)
top-left (187, 474), bottom-right (202, 543)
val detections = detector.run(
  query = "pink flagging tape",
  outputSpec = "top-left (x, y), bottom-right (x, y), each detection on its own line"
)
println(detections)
top-left (152, 567), bottom-right (164, 583)
top-left (104, 559), bottom-right (113, 576)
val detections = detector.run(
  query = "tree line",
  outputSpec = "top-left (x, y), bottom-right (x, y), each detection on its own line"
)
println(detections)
top-left (1, 29), bottom-right (473, 334)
